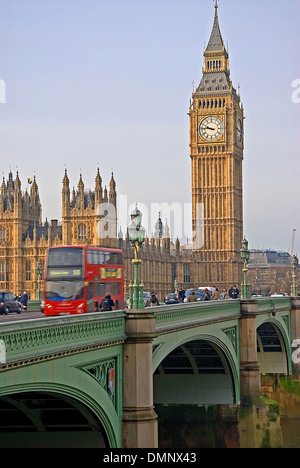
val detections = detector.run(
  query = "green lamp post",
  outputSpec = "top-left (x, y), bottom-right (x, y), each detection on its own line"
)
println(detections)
top-left (128, 205), bottom-right (146, 309)
top-left (35, 261), bottom-right (43, 301)
top-left (240, 237), bottom-right (250, 298)
top-left (291, 254), bottom-right (298, 296)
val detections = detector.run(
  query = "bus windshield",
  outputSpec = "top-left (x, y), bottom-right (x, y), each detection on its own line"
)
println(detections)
top-left (46, 280), bottom-right (84, 301)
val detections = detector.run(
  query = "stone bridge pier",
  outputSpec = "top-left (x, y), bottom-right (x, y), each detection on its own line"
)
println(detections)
top-left (122, 309), bottom-right (158, 448)
top-left (290, 297), bottom-right (300, 378)
top-left (239, 300), bottom-right (261, 399)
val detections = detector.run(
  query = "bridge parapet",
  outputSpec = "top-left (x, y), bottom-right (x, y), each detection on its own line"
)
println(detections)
top-left (152, 300), bottom-right (241, 333)
top-left (0, 311), bottom-right (126, 369)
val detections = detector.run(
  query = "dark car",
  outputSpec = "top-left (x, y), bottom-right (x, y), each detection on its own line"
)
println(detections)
top-left (164, 293), bottom-right (180, 305)
top-left (0, 291), bottom-right (23, 315)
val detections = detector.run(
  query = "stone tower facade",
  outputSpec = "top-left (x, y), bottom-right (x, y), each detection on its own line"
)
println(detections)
top-left (62, 168), bottom-right (117, 247)
top-left (189, 2), bottom-right (244, 288)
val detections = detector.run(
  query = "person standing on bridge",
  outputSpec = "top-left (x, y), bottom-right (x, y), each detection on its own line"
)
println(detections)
top-left (100, 292), bottom-right (115, 311)
top-left (178, 288), bottom-right (185, 302)
top-left (20, 292), bottom-right (28, 310)
top-left (150, 291), bottom-right (159, 306)
top-left (188, 291), bottom-right (197, 302)
top-left (229, 285), bottom-right (239, 299)
top-left (212, 288), bottom-right (220, 300)
top-left (220, 289), bottom-right (229, 300)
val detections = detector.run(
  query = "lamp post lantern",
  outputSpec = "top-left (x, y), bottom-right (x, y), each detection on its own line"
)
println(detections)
top-left (128, 205), bottom-right (146, 309)
top-left (35, 261), bottom-right (43, 301)
top-left (240, 237), bottom-right (250, 298)
top-left (291, 254), bottom-right (298, 296)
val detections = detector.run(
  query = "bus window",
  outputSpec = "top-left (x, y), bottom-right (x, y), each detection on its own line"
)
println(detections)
top-left (111, 282), bottom-right (121, 296)
top-left (95, 282), bottom-right (105, 296)
top-left (49, 247), bottom-right (83, 267)
top-left (110, 252), bottom-right (123, 265)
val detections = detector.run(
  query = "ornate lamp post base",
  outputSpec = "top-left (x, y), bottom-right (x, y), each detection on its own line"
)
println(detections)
top-left (132, 258), bottom-right (144, 309)
top-left (240, 238), bottom-right (251, 299)
top-left (128, 205), bottom-right (145, 310)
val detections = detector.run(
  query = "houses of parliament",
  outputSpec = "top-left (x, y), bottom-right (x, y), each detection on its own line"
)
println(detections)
top-left (0, 3), bottom-right (245, 301)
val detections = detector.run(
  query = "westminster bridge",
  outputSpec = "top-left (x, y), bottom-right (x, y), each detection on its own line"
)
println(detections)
top-left (0, 296), bottom-right (300, 448)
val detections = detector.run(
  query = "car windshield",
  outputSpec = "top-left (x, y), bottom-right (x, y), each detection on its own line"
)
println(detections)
top-left (168, 294), bottom-right (177, 298)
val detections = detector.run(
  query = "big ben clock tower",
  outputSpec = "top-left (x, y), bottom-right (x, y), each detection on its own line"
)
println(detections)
top-left (190, 1), bottom-right (244, 287)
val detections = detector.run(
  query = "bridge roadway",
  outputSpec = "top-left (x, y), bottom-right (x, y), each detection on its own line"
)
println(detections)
top-left (0, 296), bottom-right (299, 448)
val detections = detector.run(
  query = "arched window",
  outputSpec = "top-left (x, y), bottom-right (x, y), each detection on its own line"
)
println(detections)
top-left (0, 227), bottom-right (6, 241)
top-left (78, 224), bottom-right (87, 240)
top-left (26, 261), bottom-right (31, 281)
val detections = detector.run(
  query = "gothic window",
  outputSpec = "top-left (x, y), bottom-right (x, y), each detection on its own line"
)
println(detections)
top-left (183, 264), bottom-right (190, 283)
top-left (0, 227), bottom-right (6, 242)
top-left (0, 261), bottom-right (8, 281)
top-left (0, 262), bottom-right (5, 281)
top-left (26, 261), bottom-right (31, 281)
top-left (171, 263), bottom-right (176, 283)
top-left (78, 224), bottom-right (87, 240)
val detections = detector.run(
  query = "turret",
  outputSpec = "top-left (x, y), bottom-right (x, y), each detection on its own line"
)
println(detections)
top-left (62, 169), bottom-right (70, 217)
top-left (95, 167), bottom-right (103, 209)
top-left (78, 174), bottom-right (85, 210)
top-left (109, 172), bottom-right (116, 207)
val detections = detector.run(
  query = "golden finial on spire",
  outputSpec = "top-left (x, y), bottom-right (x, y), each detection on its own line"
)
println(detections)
top-left (214, 0), bottom-right (219, 8)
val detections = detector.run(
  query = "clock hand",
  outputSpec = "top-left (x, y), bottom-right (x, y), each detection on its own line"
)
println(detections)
top-left (206, 126), bottom-right (215, 131)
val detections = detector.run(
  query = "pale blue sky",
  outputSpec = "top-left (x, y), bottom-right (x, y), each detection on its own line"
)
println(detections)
top-left (0, 0), bottom-right (299, 254)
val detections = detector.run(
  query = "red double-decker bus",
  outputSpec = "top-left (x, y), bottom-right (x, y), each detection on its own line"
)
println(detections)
top-left (42, 245), bottom-right (124, 316)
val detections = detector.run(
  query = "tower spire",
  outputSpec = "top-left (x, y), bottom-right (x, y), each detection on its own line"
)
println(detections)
top-left (206, 0), bottom-right (224, 52)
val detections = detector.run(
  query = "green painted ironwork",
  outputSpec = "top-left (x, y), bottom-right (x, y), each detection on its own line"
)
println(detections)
top-left (81, 358), bottom-right (117, 408)
top-left (0, 311), bottom-right (126, 365)
top-left (0, 298), bottom-right (294, 448)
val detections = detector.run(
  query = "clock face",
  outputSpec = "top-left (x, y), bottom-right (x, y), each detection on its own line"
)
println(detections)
top-left (237, 118), bottom-right (242, 143)
top-left (199, 116), bottom-right (224, 141)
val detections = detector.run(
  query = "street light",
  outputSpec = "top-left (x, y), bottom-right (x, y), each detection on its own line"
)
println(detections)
top-left (128, 205), bottom-right (146, 309)
top-left (35, 261), bottom-right (43, 301)
top-left (240, 237), bottom-right (250, 298)
top-left (291, 254), bottom-right (298, 296)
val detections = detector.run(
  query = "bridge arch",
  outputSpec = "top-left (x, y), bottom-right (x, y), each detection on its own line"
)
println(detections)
top-left (153, 327), bottom-right (240, 406)
top-left (0, 380), bottom-right (118, 448)
top-left (0, 344), bottom-right (124, 448)
top-left (256, 317), bottom-right (292, 375)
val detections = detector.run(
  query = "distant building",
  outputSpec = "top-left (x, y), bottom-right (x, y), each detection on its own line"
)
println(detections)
top-left (248, 250), bottom-right (292, 268)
